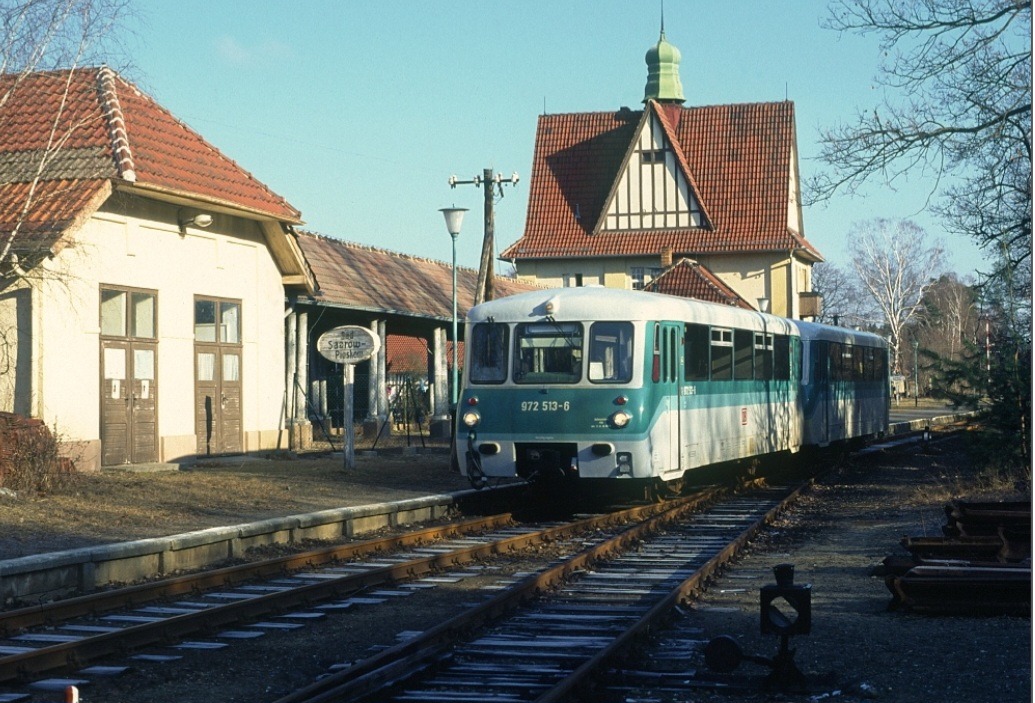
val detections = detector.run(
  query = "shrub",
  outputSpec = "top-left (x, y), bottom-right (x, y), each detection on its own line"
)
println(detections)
top-left (0, 413), bottom-right (75, 494)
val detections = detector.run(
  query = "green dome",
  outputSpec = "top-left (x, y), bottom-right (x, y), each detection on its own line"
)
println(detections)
top-left (643, 31), bottom-right (685, 104)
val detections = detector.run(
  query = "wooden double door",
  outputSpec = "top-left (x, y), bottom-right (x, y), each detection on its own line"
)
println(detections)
top-left (100, 339), bottom-right (158, 465)
top-left (99, 287), bottom-right (158, 466)
top-left (194, 298), bottom-right (243, 456)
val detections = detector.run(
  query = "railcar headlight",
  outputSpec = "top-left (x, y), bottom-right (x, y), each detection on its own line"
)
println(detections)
top-left (461, 410), bottom-right (481, 427)
top-left (609, 410), bottom-right (632, 429)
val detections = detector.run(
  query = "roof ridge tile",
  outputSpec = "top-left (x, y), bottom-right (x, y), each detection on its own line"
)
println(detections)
top-left (95, 66), bottom-right (136, 182)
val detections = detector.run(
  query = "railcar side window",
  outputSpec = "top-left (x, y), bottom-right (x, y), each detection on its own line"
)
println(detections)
top-left (734, 329), bottom-right (753, 380)
top-left (514, 321), bottom-right (583, 384)
top-left (876, 348), bottom-right (888, 381)
top-left (684, 324), bottom-right (709, 381)
top-left (812, 341), bottom-right (828, 381)
top-left (828, 342), bottom-right (844, 381)
top-left (773, 335), bottom-right (790, 380)
top-left (711, 328), bottom-right (733, 380)
top-left (666, 327), bottom-right (678, 382)
top-left (588, 322), bottom-right (634, 383)
top-left (852, 346), bottom-right (866, 382)
top-left (754, 333), bottom-right (773, 380)
top-left (651, 323), bottom-right (661, 382)
top-left (468, 322), bottom-right (509, 384)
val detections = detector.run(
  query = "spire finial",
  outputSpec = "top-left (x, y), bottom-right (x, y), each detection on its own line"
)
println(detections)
top-left (643, 23), bottom-right (685, 104)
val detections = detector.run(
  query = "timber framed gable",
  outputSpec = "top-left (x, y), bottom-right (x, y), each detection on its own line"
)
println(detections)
top-left (595, 103), bottom-right (712, 235)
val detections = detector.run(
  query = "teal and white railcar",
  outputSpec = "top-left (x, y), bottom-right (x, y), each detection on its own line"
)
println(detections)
top-left (796, 321), bottom-right (890, 447)
top-left (456, 287), bottom-right (888, 490)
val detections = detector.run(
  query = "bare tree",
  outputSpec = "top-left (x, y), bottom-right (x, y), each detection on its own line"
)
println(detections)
top-left (918, 272), bottom-right (979, 361)
top-left (848, 218), bottom-right (945, 372)
top-left (811, 0), bottom-right (1031, 290)
top-left (811, 261), bottom-right (880, 328)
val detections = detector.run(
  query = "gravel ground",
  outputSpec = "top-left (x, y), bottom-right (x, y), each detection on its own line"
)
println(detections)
top-left (3, 430), bottom-right (1031, 703)
top-left (661, 436), bottom-right (1031, 703)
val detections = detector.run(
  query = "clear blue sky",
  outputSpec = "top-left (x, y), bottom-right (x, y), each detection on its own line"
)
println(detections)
top-left (124, 1), bottom-right (985, 277)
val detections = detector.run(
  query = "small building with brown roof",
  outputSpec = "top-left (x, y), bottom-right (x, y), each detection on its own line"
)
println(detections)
top-left (290, 232), bottom-right (539, 437)
top-left (0, 67), bottom-right (314, 470)
top-left (643, 257), bottom-right (754, 310)
top-left (503, 31), bottom-right (823, 319)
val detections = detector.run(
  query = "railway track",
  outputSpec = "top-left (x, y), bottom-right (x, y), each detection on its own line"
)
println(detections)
top-left (273, 480), bottom-right (806, 703)
top-left (0, 493), bottom-right (724, 701)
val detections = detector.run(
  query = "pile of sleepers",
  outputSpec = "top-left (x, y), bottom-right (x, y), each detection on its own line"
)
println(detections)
top-left (880, 500), bottom-right (1031, 614)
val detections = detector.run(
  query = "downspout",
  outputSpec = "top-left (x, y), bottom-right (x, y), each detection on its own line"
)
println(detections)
top-left (788, 247), bottom-right (799, 320)
top-left (32, 283), bottom-right (42, 419)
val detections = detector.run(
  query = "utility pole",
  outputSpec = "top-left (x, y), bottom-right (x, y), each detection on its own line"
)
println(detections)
top-left (449, 168), bottom-right (519, 306)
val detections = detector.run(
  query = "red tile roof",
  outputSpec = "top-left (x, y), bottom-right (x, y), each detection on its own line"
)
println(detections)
top-left (0, 67), bottom-right (301, 251)
top-left (0, 179), bottom-right (110, 251)
top-left (297, 231), bottom-right (542, 322)
top-left (643, 258), bottom-right (754, 309)
top-left (503, 100), bottom-right (821, 262)
top-left (384, 334), bottom-right (463, 373)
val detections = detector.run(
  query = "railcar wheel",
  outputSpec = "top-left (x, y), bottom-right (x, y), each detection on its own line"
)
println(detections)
top-left (650, 478), bottom-right (683, 502)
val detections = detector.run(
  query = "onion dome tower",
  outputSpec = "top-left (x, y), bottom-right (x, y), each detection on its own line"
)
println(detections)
top-left (643, 28), bottom-right (685, 104)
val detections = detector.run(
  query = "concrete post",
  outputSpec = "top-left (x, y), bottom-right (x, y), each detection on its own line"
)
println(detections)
top-left (429, 326), bottom-right (450, 438)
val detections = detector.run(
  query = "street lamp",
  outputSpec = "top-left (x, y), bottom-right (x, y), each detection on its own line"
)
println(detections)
top-left (912, 340), bottom-right (920, 407)
top-left (440, 207), bottom-right (467, 408)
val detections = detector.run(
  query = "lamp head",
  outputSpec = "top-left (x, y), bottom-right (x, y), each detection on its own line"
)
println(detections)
top-left (179, 212), bottom-right (214, 233)
top-left (440, 207), bottom-right (468, 239)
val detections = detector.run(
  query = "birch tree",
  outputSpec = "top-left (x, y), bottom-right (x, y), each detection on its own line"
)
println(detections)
top-left (0, 0), bottom-right (132, 282)
top-left (848, 218), bottom-right (945, 372)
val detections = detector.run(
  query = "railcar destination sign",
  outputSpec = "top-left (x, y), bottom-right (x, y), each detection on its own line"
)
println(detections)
top-left (316, 325), bottom-right (380, 365)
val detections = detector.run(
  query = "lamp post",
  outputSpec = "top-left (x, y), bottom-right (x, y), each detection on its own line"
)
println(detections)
top-left (912, 340), bottom-right (920, 407)
top-left (440, 207), bottom-right (467, 409)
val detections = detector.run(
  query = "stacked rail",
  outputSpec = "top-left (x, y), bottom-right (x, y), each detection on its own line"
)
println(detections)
top-left (883, 500), bottom-right (1031, 614)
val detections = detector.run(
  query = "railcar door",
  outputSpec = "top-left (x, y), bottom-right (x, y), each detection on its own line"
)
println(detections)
top-left (802, 338), bottom-right (830, 446)
top-left (651, 322), bottom-right (682, 476)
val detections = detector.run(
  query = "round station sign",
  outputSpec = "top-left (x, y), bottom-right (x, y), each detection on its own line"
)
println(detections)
top-left (316, 325), bottom-right (380, 365)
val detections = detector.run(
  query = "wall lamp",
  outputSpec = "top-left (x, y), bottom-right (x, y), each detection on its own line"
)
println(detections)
top-left (179, 212), bottom-right (213, 235)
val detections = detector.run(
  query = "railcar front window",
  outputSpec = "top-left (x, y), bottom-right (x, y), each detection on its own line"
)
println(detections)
top-left (588, 321), bottom-right (633, 383)
top-left (514, 321), bottom-right (583, 384)
top-left (469, 322), bottom-right (509, 384)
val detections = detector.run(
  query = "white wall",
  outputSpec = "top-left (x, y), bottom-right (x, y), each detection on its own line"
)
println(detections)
top-left (30, 194), bottom-right (288, 466)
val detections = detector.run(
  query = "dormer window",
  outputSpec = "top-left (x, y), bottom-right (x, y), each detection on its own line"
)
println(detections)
top-left (640, 149), bottom-right (666, 164)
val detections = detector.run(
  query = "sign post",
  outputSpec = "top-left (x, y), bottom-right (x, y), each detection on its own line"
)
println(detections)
top-left (316, 325), bottom-right (380, 470)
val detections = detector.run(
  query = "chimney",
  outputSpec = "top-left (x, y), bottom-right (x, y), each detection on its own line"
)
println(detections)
top-left (661, 247), bottom-right (674, 268)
